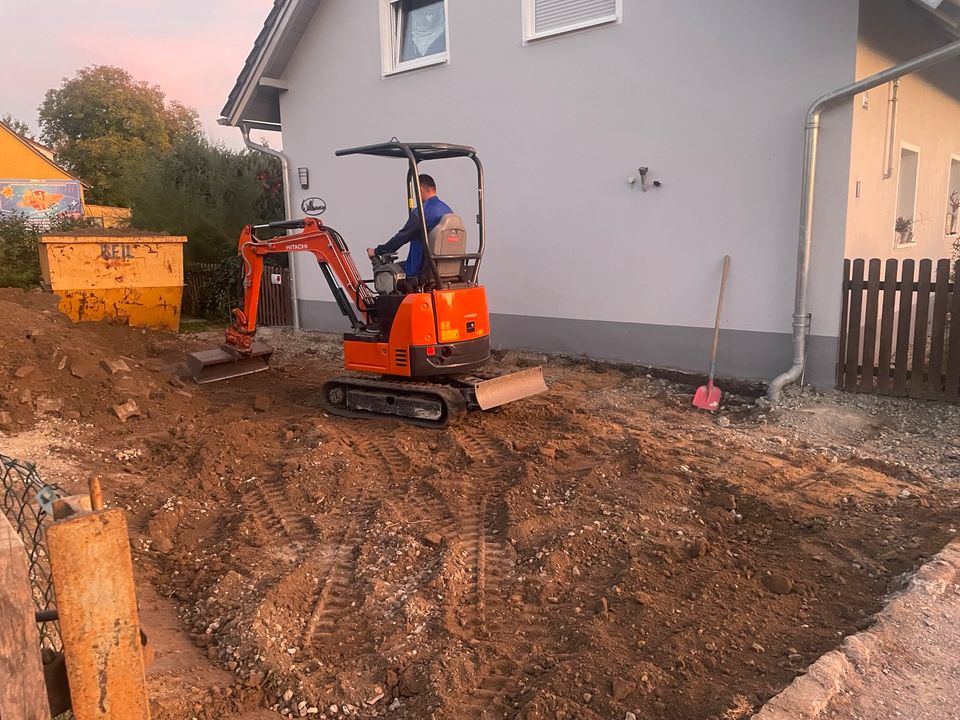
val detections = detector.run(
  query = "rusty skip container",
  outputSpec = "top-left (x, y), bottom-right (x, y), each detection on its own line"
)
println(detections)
top-left (40, 231), bottom-right (187, 331)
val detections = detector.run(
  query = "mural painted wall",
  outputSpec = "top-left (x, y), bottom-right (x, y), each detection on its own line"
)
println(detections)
top-left (0, 180), bottom-right (84, 221)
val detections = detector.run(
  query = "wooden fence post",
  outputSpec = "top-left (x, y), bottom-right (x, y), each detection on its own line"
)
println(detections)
top-left (47, 509), bottom-right (151, 720)
top-left (0, 514), bottom-right (52, 720)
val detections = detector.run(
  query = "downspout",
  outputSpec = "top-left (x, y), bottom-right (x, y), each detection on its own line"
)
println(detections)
top-left (768, 38), bottom-right (960, 402)
top-left (239, 122), bottom-right (302, 331)
top-left (883, 80), bottom-right (901, 179)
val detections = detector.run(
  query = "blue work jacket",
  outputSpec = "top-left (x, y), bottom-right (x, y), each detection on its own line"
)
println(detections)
top-left (375, 195), bottom-right (453, 277)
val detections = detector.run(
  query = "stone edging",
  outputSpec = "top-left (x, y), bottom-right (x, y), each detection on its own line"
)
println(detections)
top-left (751, 538), bottom-right (960, 720)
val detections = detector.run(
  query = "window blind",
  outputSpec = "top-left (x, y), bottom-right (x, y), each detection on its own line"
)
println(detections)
top-left (534, 0), bottom-right (618, 34)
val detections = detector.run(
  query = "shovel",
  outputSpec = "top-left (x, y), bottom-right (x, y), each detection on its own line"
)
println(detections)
top-left (693, 255), bottom-right (730, 412)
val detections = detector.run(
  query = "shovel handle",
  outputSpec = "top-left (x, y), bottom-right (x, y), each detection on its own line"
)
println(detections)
top-left (707, 255), bottom-right (731, 382)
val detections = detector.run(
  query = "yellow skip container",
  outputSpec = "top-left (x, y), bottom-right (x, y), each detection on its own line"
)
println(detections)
top-left (40, 232), bottom-right (187, 331)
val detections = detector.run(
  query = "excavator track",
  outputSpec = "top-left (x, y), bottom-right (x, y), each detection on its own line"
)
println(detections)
top-left (318, 367), bottom-right (547, 428)
top-left (319, 377), bottom-right (469, 428)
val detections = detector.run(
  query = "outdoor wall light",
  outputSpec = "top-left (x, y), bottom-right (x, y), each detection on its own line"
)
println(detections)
top-left (298, 167), bottom-right (310, 189)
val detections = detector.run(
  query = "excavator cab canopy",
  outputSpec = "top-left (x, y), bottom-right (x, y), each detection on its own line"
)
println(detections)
top-left (335, 141), bottom-right (486, 289)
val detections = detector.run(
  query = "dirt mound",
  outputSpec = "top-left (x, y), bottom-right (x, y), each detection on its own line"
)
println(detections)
top-left (1, 288), bottom-right (956, 720)
top-left (0, 288), bottom-right (199, 434)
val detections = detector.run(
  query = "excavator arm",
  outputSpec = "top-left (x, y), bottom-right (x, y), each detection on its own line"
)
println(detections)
top-left (226, 218), bottom-right (376, 354)
top-left (186, 218), bottom-right (376, 383)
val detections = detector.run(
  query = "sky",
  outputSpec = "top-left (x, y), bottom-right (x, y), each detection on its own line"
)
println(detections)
top-left (0, 0), bottom-right (275, 148)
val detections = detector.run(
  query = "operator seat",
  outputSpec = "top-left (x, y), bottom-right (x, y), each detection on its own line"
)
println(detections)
top-left (428, 214), bottom-right (467, 281)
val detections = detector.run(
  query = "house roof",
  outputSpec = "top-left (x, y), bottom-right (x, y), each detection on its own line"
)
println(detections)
top-left (220, 0), bottom-right (320, 130)
top-left (222, 0), bottom-right (960, 130)
top-left (0, 122), bottom-right (90, 187)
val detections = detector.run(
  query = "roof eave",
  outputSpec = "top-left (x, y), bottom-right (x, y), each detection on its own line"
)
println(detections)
top-left (221, 0), bottom-right (321, 129)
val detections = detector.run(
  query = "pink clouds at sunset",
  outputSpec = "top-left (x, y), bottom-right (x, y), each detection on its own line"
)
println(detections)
top-left (0, 0), bottom-right (274, 146)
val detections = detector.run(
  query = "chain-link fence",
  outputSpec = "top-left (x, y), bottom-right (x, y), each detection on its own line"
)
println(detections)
top-left (1, 453), bottom-right (65, 651)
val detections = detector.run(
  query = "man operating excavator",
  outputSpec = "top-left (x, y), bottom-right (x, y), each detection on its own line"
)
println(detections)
top-left (366, 173), bottom-right (452, 287)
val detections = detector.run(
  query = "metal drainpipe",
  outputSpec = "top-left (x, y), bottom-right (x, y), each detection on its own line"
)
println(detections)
top-left (768, 38), bottom-right (960, 403)
top-left (240, 122), bottom-right (302, 331)
top-left (883, 80), bottom-right (901, 179)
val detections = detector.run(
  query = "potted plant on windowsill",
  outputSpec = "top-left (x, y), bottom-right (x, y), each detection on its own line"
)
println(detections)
top-left (947, 191), bottom-right (959, 236)
top-left (895, 216), bottom-right (914, 246)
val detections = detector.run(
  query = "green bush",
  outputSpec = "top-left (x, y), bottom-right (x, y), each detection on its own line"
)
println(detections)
top-left (0, 214), bottom-right (110, 288)
top-left (204, 255), bottom-right (243, 322)
top-left (0, 215), bottom-right (41, 288)
top-left (126, 135), bottom-right (284, 264)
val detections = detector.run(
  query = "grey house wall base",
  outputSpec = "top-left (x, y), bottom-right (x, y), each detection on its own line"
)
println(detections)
top-left (298, 300), bottom-right (837, 388)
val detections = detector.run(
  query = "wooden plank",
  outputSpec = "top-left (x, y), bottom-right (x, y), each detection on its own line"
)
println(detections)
top-left (877, 259), bottom-right (898, 395)
top-left (844, 259), bottom-right (866, 392)
top-left (0, 515), bottom-right (53, 720)
top-left (836, 259), bottom-right (851, 389)
top-left (928, 259), bottom-right (951, 400)
top-left (947, 260), bottom-right (960, 402)
top-left (48, 509), bottom-right (151, 720)
top-left (909, 259), bottom-right (933, 398)
top-left (860, 259), bottom-right (882, 392)
top-left (893, 258), bottom-right (915, 396)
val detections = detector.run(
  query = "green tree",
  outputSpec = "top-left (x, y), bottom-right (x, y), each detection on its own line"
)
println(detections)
top-left (126, 134), bottom-right (284, 263)
top-left (38, 65), bottom-right (201, 206)
top-left (1, 113), bottom-right (34, 139)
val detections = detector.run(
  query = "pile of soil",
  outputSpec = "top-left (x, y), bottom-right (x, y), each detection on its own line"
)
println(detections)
top-left (1, 287), bottom-right (957, 720)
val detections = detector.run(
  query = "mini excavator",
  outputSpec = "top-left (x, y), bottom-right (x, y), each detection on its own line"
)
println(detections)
top-left (186, 141), bottom-right (547, 427)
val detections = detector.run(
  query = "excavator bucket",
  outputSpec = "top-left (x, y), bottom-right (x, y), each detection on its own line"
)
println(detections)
top-left (186, 341), bottom-right (274, 384)
top-left (472, 367), bottom-right (548, 410)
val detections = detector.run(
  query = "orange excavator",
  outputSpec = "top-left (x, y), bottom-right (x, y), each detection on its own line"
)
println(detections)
top-left (186, 141), bottom-right (547, 427)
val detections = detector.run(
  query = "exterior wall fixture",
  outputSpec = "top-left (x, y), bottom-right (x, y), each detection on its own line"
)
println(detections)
top-left (627, 167), bottom-right (663, 191)
top-left (298, 167), bottom-right (310, 189)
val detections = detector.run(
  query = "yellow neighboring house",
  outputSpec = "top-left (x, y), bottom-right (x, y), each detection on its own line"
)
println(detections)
top-left (0, 122), bottom-right (129, 227)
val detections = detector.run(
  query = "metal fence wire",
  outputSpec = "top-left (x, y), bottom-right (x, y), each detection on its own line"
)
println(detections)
top-left (1, 453), bottom-right (65, 651)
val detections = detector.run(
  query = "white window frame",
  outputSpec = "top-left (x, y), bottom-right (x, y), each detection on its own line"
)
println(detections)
top-left (893, 142), bottom-right (921, 250)
top-left (379, 0), bottom-right (450, 77)
top-left (522, 0), bottom-right (622, 43)
top-left (944, 153), bottom-right (960, 237)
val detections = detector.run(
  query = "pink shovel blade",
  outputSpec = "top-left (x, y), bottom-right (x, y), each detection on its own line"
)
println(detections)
top-left (692, 382), bottom-right (722, 411)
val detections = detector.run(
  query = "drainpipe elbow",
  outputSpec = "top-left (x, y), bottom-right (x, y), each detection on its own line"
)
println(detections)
top-left (767, 365), bottom-right (802, 404)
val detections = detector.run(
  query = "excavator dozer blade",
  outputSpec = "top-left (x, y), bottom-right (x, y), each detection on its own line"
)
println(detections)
top-left (186, 341), bottom-right (274, 384)
top-left (472, 367), bottom-right (548, 411)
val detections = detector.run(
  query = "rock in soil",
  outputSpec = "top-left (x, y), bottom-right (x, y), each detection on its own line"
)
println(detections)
top-left (14, 364), bottom-right (38, 379)
top-left (113, 399), bottom-right (141, 423)
top-left (762, 574), bottom-right (794, 595)
top-left (101, 358), bottom-right (132, 375)
top-left (35, 397), bottom-right (63, 414)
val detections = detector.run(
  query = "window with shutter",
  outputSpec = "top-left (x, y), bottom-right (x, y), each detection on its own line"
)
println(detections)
top-left (523, 0), bottom-right (621, 42)
top-left (379, 0), bottom-right (449, 76)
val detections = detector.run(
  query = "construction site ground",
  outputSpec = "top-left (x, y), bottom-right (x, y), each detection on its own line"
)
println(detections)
top-left (1, 286), bottom-right (959, 720)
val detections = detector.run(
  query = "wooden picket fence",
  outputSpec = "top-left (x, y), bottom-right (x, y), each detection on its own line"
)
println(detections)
top-left (256, 267), bottom-right (293, 327)
top-left (837, 258), bottom-right (960, 401)
top-left (183, 262), bottom-right (219, 317)
top-left (183, 262), bottom-right (292, 326)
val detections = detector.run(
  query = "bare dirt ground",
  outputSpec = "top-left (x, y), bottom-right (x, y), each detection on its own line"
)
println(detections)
top-left (1, 287), bottom-right (959, 720)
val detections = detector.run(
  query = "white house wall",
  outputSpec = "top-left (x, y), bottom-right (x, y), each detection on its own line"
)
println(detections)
top-left (278, 0), bottom-right (860, 384)
top-left (846, 0), bottom-right (960, 261)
